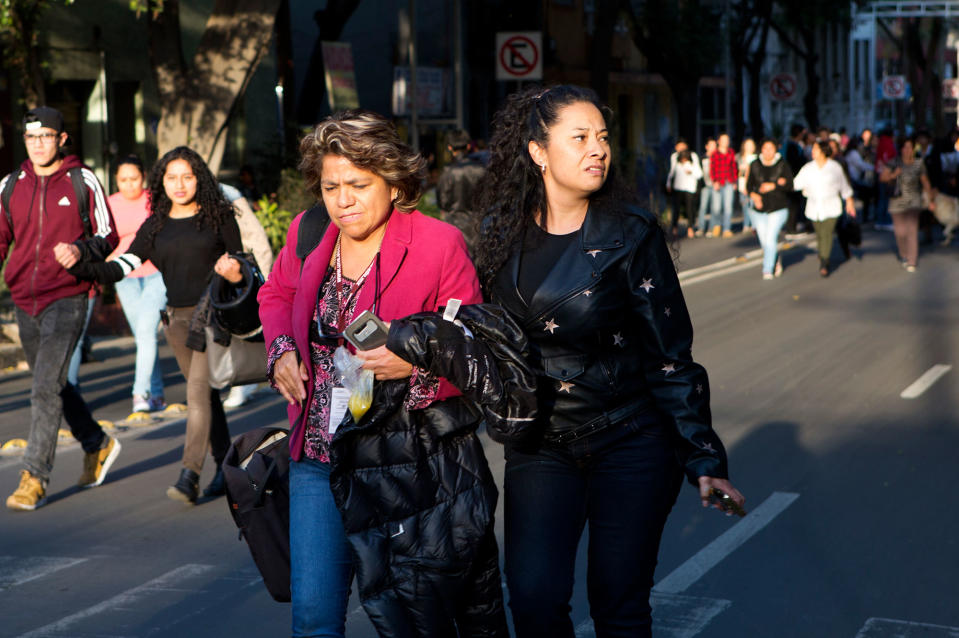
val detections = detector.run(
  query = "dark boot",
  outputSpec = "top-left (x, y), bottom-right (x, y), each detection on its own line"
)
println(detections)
top-left (202, 466), bottom-right (226, 498)
top-left (167, 468), bottom-right (199, 504)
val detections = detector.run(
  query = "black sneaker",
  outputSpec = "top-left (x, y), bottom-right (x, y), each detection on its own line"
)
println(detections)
top-left (202, 466), bottom-right (226, 498)
top-left (167, 468), bottom-right (199, 504)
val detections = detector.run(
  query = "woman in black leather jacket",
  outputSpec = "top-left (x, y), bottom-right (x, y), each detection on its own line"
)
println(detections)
top-left (474, 85), bottom-right (745, 638)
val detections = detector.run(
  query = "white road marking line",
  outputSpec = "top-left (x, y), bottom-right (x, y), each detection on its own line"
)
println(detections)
top-left (678, 239), bottom-right (818, 287)
top-left (0, 556), bottom-right (89, 590)
top-left (575, 594), bottom-right (731, 638)
top-left (16, 563), bottom-right (214, 638)
top-left (653, 491), bottom-right (800, 595)
top-left (855, 617), bottom-right (959, 637)
top-left (900, 364), bottom-right (952, 399)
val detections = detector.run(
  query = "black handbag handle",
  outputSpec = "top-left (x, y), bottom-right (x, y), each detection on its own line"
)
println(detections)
top-left (248, 455), bottom-right (278, 508)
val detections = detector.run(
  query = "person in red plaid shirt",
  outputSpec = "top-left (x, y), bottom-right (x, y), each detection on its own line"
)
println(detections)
top-left (709, 133), bottom-right (738, 237)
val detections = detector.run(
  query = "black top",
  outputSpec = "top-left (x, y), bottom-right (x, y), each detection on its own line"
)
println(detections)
top-left (129, 215), bottom-right (242, 307)
top-left (746, 158), bottom-right (794, 213)
top-left (70, 213), bottom-right (242, 308)
top-left (517, 224), bottom-right (579, 303)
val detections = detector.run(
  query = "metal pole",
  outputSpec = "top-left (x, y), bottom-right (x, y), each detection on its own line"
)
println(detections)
top-left (454, 0), bottom-right (464, 132)
top-left (723, 0), bottom-right (731, 133)
top-left (408, 0), bottom-right (419, 151)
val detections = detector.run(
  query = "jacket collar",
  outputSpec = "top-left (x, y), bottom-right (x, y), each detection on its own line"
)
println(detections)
top-left (581, 204), bottom-right (625, 251)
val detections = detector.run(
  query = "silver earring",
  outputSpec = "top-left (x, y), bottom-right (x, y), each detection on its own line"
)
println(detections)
top-left (540, 164), bottom-right (546, 173)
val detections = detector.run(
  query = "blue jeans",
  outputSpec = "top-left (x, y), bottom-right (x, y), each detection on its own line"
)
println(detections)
top-left (740, 192), bottom-right (753, 230)
top-left (115, 273), bottom-right (167, 398)
top-left (749, 208), bottom-right (788, 274)
top-left (504, 416), bottom-right (684, 638)
top-left (876, 182), bottom-right (892, 226)
top-left (696, 187), bottom-right (711, 232)
top-left (710, 184), bottom-right (735, 233)
top-left (66, 294), bottom-right (95, 387)
top-left (289, 458), bottom-right (353, 638)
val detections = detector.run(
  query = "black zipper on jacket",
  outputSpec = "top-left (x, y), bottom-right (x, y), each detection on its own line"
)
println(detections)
top-left (30, 176), bottom-right (45, 316)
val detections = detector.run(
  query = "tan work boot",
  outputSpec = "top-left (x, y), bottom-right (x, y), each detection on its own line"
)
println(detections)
top-left (6, 470), bottom-right (47, 511)
top-left (78, 435), bottom-right (122, 488)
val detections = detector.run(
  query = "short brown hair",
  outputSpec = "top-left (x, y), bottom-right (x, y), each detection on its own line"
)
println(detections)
top-left (298, 110), bottom-right (427, 213)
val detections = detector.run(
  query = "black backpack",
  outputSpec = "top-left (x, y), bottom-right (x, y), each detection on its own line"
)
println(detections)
top-left (223, 426), bottom-right (292, 603)
top-left (2, 168), bottom-right (93, 238)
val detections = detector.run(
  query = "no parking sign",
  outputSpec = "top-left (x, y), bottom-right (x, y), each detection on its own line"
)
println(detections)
top-left (496, 32), bottom-right (542, 81)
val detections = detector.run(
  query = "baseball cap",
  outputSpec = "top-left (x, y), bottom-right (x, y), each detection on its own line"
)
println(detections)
top-left (23, 106), bottom-right (65, 133)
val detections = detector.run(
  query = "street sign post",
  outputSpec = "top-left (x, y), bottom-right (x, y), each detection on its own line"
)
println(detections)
top-left (495, 32), bottom-right (542, 81)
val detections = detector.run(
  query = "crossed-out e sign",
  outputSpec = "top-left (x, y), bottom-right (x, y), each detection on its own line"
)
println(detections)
top-left (496, 31), bottom-right (542, 81)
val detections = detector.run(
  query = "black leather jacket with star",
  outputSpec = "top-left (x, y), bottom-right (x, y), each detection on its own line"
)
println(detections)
top-left (489, 202), bottom-right (728, 482)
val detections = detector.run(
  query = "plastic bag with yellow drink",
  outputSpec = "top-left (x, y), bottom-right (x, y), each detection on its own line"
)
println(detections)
top-left (333, 346), bottom-right (374, 422)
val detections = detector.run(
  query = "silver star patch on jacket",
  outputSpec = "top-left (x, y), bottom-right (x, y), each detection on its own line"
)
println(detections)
top-left (640, 278), bottom-right (655, 293)
top-left (544, 318), bottom-right (559, 333)
top-left (559, 380), bottom-right (575, 393)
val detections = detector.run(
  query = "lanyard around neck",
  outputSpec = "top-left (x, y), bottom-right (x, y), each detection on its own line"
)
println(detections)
top-left (333, 234), bottom-right (381, 332)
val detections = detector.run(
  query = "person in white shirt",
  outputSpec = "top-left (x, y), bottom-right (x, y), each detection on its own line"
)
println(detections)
top-left (792, 139), bottom-right (856, 277)
top-left (666, 148), bottom-right (703, 237)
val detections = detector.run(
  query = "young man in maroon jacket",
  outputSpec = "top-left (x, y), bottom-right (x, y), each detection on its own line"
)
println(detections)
top-left (0, 107), bottom-right (121, 510)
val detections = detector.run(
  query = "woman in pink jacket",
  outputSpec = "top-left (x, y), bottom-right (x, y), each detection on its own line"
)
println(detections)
top-left (257, 110), bottom-right (504, 637)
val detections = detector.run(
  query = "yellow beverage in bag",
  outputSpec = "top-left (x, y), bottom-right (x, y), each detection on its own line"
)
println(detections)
top-left (348, 391), bottom-right (371, 422)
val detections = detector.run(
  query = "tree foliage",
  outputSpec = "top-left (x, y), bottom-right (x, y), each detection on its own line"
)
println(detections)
top-left (0, 0), bottom-right (75, 108)
top-left (624, 0), bottom-right (721, 139)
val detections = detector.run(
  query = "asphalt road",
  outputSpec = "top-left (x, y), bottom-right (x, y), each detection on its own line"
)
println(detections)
top-left (0, 227), bottom-right (956, 638)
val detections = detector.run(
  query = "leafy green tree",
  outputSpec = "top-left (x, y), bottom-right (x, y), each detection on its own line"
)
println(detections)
top-left (0, 0), bottom-right (75, 108)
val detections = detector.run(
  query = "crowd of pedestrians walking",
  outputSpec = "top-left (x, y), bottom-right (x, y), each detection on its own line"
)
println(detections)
top-left (666, 122), bottom-right (959, 279)
top-left (1, 88), bottom-right (750, 638)
top-left (14, 86), bottom-right (959, 638)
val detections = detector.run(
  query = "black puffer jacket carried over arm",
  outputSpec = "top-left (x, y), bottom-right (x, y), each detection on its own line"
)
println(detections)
top-left (328, 304), bottom-right (536, 638)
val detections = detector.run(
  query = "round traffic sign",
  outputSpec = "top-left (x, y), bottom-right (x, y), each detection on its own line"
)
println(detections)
top-left (769, 73), bottom-right (797, 102)
top-left (498, 35), bottom-right (540, 78)
top-left (882, 76), bottom-right (906, 99)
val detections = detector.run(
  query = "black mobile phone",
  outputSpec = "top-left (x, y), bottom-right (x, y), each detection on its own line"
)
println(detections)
top-left (343, 310), bottom-right (390, 351)
top-left (708, 488), bottom-right (747, 517)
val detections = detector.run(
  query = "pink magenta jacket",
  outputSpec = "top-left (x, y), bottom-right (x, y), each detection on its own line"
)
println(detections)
top-left (257, 208), bottom-right (482, 461)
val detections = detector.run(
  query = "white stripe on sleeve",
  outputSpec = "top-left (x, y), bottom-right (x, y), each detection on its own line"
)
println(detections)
top-left (113, 253), bottom-right (142, 276)
top-left (81, 169), bottom-right (112, 238)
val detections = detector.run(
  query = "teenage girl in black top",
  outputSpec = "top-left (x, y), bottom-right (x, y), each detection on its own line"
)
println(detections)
top-left (56, 146), bottom-right (244, 504)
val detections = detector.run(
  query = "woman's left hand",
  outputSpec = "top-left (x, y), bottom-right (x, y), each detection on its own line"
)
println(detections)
top-left (698, 476), bottom-right (746, 513)
top-left (355, 341), bottom-right (413, 380)
top-left (214, 253), bottom-right (243, 283)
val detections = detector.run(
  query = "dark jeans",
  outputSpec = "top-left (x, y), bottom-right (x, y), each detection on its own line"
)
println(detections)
top-left (671, 190), bottom-right (697, 230)
top-left (17, 295), bottom-right (106, 481)
top-left (504, 416), bottom-right (683, 638)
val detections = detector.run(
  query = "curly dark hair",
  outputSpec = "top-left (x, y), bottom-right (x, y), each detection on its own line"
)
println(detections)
top-left (144, 146), bottom-right (233, 245)
top-left (473, 85), bottom-right (634, 290)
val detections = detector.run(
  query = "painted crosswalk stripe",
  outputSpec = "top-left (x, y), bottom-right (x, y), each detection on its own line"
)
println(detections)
top-left (855, 617), bottom-right (959, 637)
top-left (900, 364), bottom-right (952, 399)
top-left (17, 563), bottom-right (213, 638)
top-left (653, 491), bottom-right (800, 595)
top-left (575, 492), bottom-right (799, 637)
top-left (0, 556), bottom-right (88, 590)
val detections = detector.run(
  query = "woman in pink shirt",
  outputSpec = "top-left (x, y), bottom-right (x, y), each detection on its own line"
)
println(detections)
top-left (107, 155), bottom-right (167, 413)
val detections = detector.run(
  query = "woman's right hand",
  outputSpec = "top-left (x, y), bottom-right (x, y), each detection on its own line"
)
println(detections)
top-left (273, 350), bottom-right (308, 406)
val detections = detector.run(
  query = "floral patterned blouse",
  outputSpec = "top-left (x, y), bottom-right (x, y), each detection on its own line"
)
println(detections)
top-left (267, 266), bottom-right (438, 462)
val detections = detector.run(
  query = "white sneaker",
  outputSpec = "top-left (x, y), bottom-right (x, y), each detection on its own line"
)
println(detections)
top-left (132, 395), bottom-right (151, 413)
top-left (223, 384), bottom-right (257, 408)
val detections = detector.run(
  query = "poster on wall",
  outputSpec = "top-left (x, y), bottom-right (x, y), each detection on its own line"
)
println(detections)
top-left (322, 42), bottom-right (360, 111)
